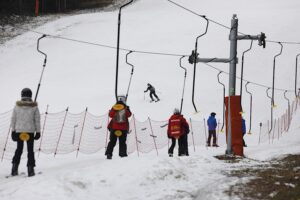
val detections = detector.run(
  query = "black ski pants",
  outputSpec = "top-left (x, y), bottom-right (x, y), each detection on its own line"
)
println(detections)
top-left (12, 133), bottom-right (35, 167)
top-left (207, 130), bottom-right (217, 145)
top-left (181, 134), bottom-right (189, 156)
top-left (150, 91), bottom-right (159, 101)
top-left (105, 130), bottom-right (128, 157)
top-left (168, 136), bottom-right (185, 156)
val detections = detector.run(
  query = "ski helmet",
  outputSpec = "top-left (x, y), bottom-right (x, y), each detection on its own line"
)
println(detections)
top-left (21, 88), bottom-right (32, 98)
top-left (173, 108), bottom-right (180, 114)
top-left (118, 95), bottom-right (126, 104)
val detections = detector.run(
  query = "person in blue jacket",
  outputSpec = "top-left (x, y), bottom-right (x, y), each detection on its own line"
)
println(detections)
top-left (207, 112), bottom-right (218, 147)
top-left (242, 118), bottom-right (247, 147)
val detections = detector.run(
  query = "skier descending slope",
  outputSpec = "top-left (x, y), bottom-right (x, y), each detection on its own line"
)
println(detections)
top-left (144, 83), bottom-right (160, 102)
top-left (10, 88), bottom-right (41, 177)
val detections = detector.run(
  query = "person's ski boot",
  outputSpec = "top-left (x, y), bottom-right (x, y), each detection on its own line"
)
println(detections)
top-left (213, 144), bottom-right (219, 147)
top-left (107, 155), bottom-right (112, 160)
top-left (11, 163), bottom-right (19, 176)
top-left (28, 166), bottom-right (35, 177)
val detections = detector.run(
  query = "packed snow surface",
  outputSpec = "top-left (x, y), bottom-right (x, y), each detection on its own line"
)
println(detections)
top-left (0, 0), bottom-right (300, 199)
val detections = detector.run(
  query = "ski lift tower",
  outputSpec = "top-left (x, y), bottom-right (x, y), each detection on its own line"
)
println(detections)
top-left (189, 14), bottom-right (266, 156)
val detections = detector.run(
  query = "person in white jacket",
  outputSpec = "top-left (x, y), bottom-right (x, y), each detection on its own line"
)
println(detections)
top-left (11, 88), bottom-right (41, 177)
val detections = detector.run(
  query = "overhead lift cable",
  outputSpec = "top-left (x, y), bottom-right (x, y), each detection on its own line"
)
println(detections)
top-left (166, 0), bottom-right (300, 46)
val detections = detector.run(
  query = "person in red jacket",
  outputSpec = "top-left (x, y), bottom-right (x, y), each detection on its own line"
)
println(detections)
top-left (105, 96), bottom-right (132, 159)
top-left (167, 108), bottom-right (189, 157)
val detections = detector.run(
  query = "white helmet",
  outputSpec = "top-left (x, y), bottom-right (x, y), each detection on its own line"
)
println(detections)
top-left (118, 95), bottom-right (126, 103)
top-left (173, 108), bottom-right (180, 114)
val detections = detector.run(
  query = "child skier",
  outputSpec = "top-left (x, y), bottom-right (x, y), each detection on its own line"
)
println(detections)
top-left (11, 88), bottom-right (41, 177)
top-left (105, 96), bottom-right (132, 159)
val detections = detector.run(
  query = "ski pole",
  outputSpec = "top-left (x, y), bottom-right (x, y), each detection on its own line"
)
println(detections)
top-left (115, 0), bottom-right (134, 102)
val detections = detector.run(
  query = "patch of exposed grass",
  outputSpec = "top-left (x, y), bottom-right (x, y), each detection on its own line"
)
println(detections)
top-left (225, 154), bottom-right (300, 200)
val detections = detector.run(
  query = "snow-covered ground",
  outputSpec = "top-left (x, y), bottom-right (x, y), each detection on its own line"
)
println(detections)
top-left (0, 0), bottom-right (300, 199)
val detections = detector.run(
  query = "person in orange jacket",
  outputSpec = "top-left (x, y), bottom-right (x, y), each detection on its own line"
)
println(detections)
top-left (105, 96), bottom-right (132, 159)
top-left (167, 108), bottom-right (189, 157)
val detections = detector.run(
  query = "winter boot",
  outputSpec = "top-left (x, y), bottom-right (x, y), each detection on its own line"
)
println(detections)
top-left (28, 166), bottom-right (35, 177)
top-left (11, 163), bottom-right (19, 176)
top-left (107, 155), bottom-right (112, 160)
top-left (213, 143), bottom-right (219, 147)
top-left (168, 153), bottom-right (173, 157)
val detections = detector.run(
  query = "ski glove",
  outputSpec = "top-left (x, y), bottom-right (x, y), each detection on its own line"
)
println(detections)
top-left (34, 132), bottom-right (41, 140)
top-left (11, 131), bottom-right (18, 142)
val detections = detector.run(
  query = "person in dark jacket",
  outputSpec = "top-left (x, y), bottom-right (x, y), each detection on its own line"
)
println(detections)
top-left (105, 96), bottom-right (132, 159)
top-left (242, 118), bottom-right (247, 147)
top-left (207, 112), bottom-right (218, 147)
top-left (144, 83), bottom-right (160, 102)
top-left (11, 88), bottom-right (41, 177)
top-left (167, 108), bottom-right (189, 156)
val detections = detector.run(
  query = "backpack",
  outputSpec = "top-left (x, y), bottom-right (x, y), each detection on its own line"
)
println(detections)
top-left (113, 108), bottom-right (126, 123)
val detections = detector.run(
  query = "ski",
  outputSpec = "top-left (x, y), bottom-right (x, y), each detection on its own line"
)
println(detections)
top-left (5, 172), bottom-right (26, 178)
top-left (5, 171), bottom-right (42, 178)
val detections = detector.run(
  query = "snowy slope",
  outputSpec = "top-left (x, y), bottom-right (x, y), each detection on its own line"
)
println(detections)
top-left (0, 0), bottom-right (300, 199)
